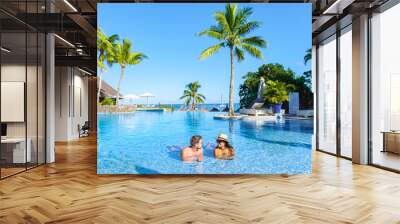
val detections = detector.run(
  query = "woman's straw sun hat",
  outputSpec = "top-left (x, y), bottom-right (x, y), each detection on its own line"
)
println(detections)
top-left (217, 133), bottom-right (229, 143)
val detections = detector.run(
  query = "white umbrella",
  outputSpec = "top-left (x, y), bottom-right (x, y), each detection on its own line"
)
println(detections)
top-left (140, 92), bottom-right (155, 106)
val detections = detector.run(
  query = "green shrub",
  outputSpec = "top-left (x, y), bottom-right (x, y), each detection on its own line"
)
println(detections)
top-left (100, 97), bottom-right (115, 105)
top-left (264, 80), bottom-right (289, 104)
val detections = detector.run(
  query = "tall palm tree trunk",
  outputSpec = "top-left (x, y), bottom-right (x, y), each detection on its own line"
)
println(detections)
top-left (97, 69), bottom-right (104, 104)
top-left (228, 47), bottom-right (235, 116)
top-left (116, 66), bottom-right (125, 105)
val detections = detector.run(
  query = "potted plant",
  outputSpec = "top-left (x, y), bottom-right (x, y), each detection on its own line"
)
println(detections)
top-left (264, 80), bottom-right (289, 114)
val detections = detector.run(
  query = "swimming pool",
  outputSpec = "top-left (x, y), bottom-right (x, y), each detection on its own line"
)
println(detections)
top-left (97, 111), bottom-right (313, 174)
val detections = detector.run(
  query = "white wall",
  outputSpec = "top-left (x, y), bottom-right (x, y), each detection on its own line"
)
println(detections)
top-left (55, 66), bottom-right (70, 141)
top-left (54, 67), bottom-right (89, 141)
top-left (71, 72), bottom-right (89, 138)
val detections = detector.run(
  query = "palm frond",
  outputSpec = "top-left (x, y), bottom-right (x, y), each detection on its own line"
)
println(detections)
top-left (234, 47), bottom-right (245, 62)
top-left (197, 93), bottom-right (206, 100)
top-left (97, 28), bottom-right (119, 68)
top-left (97, 28), bottom-right (106, 43)
top-left (214, 11), bottom-right (231, 33)
top-left (105, 51), bottom-right (115, 67)
top-left (241, 43), bottom-right (263, 59)
top-left (190, 81), bottom-right (201, 91)
top-left (179, 92), bottom-right (191, 100)
top-left (225, 3), bottom-right (237, 31)
top-left (128, 52), bottom-right (148, 65)
top-left (237, 21), bottom-right (261, 36)
top-left (199, 43), bottom-right (224, 60)
top-left (114, 43), bottom-right (122, 64)
top-left (97, 59), bottom-right (106, 70)
top-left (195, 96), bottom-right (205, 104)
top-left (108, 34), bottom-right (119, 44)
top-left (113, 39), bottom-right (147, 67)
top-left (198, 26), bottom-right (224, 40)
top-left (124, 40), bottom-right (132, 59)
top-left (304, 48), bottom-right (311, 65)
top-left (241, 36), bottom-right (267, 48)
top-left (233, 7), bottom-right (253, 30)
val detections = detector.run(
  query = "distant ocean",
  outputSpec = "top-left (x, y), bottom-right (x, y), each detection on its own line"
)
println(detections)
top-left (168, 103), bottom-right (240, 111)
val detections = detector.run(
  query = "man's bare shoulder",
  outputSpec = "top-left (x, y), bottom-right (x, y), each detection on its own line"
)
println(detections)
top-left (181, 147), bottom-right (191, 153)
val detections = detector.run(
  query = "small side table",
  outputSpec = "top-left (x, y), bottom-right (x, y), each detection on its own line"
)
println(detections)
top-left (381, 131), bottom-right (400, 154)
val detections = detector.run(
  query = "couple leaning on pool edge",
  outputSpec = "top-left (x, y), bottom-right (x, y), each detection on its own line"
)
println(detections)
top-left (181, 133), bottom-right (235, 162)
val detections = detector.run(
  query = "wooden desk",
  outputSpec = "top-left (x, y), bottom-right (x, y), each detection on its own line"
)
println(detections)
top-left (1, 138), bottom-right (31, 163)
top-left (381, 131), bottom-right (400, 154)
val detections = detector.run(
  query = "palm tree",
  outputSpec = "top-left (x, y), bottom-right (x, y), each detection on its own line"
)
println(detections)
top-left (180, 82), bottom-right (206, 111)
top-left (304, 48), bottom-right (311, 65)
top-left (113, 39), bottom-right (147, 105)
top-left (97, 28), bottom-right (119, 103)
top-left (303, 48), bottom-right (312, 87)
top-left (198, 3), bottom-right (266, 116)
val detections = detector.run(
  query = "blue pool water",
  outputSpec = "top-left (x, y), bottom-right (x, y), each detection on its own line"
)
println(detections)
top-left (97, 111), bottom-right (313, 174)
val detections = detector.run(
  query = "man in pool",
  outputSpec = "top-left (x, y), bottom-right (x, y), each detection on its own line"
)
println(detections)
top-left (214, 133), bottom-right (235, 160)
top-left (181, 135), bottom-right (204, 162)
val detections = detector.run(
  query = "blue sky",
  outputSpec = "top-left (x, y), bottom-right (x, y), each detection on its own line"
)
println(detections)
top-left (98, 3), bottom-right (311, 104)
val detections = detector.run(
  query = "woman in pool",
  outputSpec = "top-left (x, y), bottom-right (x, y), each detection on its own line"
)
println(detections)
top-left (214, 133), bottom-right (235, 160)
top-left (181, 135), bottom-right (204, 162)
